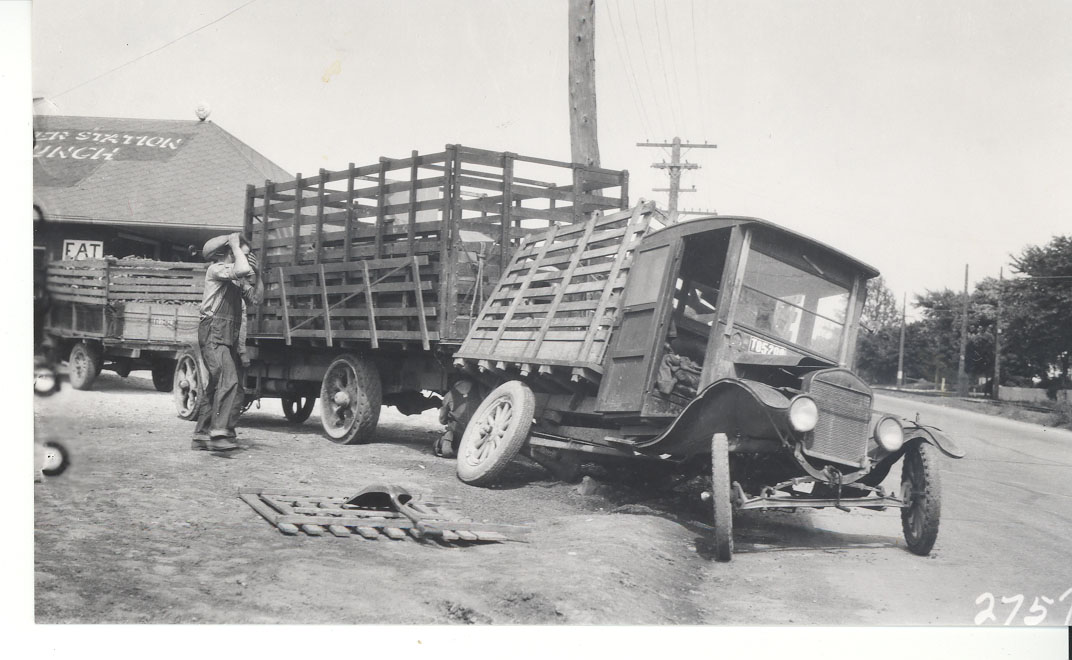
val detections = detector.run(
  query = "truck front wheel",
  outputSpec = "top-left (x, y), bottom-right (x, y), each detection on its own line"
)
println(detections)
top-left (456, 381), bottom-right (534, 486)
top-left (319, 355), bottom-right (382, 444)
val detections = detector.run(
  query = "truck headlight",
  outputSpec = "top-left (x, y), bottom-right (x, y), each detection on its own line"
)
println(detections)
top-left (874, 416), bottom-right (904, 452)
top-left (788, 395), bottom-right (818, 432)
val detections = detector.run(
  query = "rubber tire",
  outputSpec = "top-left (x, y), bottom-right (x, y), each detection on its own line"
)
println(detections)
top-left (282, 396), bottom-right (315, 423)
top-left (456, 381), bottom-right (535, 487)
top-left (319, 355), bottom-right (382, 444)
top-left (151, 361), bottom-right (175, 392)
top-left (901, 441), bottom-right (942, 556)
top-left (172, 350), bottom-right (203, 421)
top-left (710, 432), bottom-right (734, 561)
top-left (67, 342), bottom-right (101, 390)
top-left (41, 441), bottom-right (70, 477)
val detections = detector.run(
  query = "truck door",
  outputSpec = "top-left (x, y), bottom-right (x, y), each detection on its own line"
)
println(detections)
top-left (596, 239), bottom-right (679, 412)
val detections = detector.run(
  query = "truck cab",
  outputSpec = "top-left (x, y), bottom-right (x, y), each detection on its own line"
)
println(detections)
top-left (596, 217), bottom-right (871, 421)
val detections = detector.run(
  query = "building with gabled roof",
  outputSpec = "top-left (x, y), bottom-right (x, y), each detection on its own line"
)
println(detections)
top-left (33, 114), bottom-right (291, 262)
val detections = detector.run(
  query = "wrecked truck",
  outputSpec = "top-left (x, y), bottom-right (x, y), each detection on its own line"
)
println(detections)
top-left (448, 202), bottom-right (965, 560)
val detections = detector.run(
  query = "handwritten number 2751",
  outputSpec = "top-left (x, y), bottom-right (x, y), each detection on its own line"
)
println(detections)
top-left (975, 589), bottom-right (1072, 625)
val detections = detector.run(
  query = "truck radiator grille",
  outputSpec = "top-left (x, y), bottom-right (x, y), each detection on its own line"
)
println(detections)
top-left (803, 371), bottom-right (872, 468)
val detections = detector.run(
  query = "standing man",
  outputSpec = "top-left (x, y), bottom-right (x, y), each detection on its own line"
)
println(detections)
top-left (193, 233), bottom-right (263, 452)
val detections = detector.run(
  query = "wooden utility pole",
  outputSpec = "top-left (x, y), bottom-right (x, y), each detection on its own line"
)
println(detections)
top-left (569, 0), bottom-right (600, 167)
top-left (956, 264), bottom-right (970, 396)
top-left (993, 268), bottom-right (1003, 400)
top-left (638, 137), bottom-right (717, 223)
top-left (897, 293), bottom-right (906, 388)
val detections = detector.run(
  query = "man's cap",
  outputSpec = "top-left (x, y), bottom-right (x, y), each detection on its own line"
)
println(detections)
top-left (202, 235), bottom-right (231, 261)
top-left (202, 234), bottom-right (250, 261)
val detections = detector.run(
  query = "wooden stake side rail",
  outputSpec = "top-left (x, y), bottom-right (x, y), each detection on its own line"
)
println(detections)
top-left (245, 144), bottom-right (629, 346)
top-left (453, 202), bottom-right (655, 385)
top-left (46, 259), bottom-right (207, 305)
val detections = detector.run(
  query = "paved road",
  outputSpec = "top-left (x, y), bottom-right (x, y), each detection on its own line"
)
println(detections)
top-left (694, 393), bottom-right (1072, 625)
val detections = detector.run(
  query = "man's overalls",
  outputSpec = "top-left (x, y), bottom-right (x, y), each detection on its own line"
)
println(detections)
top-left (194, 276), bottom-right (245, 438)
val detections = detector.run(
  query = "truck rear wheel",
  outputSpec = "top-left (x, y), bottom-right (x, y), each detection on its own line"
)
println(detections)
top-left (151, 360), bottom-right (175, 392)
top-left (282, 396), bottom-right (315, 423)
top-left (456, 381), bottom-right (535, 486)
top-left (710, 432), bottom-right (734, 561)
top-left (68, 341), bottom-right (101, 390)
top-left (319, 354), bottom-right (382, 444)
top-left (173, 350), bottom-right (203, 421)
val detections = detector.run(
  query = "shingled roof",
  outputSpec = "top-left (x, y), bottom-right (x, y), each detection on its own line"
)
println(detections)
top-left (33, 115), bottom-right (291, 234)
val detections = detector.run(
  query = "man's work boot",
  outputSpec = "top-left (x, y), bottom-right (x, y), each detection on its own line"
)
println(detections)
top-left (208, 432), bottom-right (239, 452)
top-left (191, 432), bottom-right (210, 450)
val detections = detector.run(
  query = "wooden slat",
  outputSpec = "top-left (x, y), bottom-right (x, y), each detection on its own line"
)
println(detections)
top-left (328, 524), bottom-right (352, 537)
top-left (292, 173), bottom-right (304, 264)
top-left (382, 527), bottom-right (406, 540)
top-left (278, 266), bottom-right (292, 345)
top-left (319, 264), bottom-right (333, 347)
top-left (355, 526), bottom-right (381, 539)
top-left (411, 256), bottom-right (429, 350)
top-left (362, 260), bottom-right (378, 349)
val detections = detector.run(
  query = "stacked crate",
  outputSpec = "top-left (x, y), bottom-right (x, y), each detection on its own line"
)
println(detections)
top-left (45, 258), bottom-right (204, 343)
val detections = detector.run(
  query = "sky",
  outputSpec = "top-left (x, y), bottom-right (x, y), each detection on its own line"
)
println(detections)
top-left (23, 0), bottom-right (1072, 318)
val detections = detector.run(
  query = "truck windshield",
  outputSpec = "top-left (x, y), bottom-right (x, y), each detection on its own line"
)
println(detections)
top-left (736, 247), bottom-right (850, 358)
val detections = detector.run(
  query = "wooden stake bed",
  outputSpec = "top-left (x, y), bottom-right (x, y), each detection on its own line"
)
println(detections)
top-left (452, 202), bottom-right (656, 384)
top-left (245, 145), bottom-right (630, 347)
top-left (239, 488), bottom-right (529, 543)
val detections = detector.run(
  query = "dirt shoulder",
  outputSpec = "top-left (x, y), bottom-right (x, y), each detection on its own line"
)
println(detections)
top-left (876, 388), bottom-right (1072, 430)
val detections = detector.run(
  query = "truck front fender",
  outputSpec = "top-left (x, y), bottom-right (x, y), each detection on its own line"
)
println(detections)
top-left (904, 423), bottom-right (966, 459)
top-left (636, 378), bottom-right (793, 458)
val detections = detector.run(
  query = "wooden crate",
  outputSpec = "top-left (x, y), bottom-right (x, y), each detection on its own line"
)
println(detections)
top-left (45, 258), bottom-right (206, 341)
top-left (245, 145), bottom-right (630, 346)
top-left (453, 202), bottom-right (656, 383)
top-left (116, 302), bottom-right (200, 343)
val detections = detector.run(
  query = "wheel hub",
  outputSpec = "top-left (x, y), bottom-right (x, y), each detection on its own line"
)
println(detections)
top-left (333, 390), bottom-right (351, 406)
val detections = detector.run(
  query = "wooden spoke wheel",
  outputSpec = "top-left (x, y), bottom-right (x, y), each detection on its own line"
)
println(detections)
top-left (281, 396), bottom-right (315, 423)
top-left (67, 341), bottom-right (101, 391)
top-left (901, 441), bottom-right (942, 556)
top-left (710, 432), bottom-right (734, 561)
top-left (319, 355), bottom-right (382, 444)
top-left (456, 381), bottom-right (535, 487)
top-left (172, 350), bottom-right (203, 421)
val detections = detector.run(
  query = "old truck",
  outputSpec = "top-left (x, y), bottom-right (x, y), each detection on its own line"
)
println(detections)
top-left (448, 204), bottom-right (966, 560)
top-left (43, 257), bottom-right (205, 395)
top-left (196, 145), bottom-right (631, 432)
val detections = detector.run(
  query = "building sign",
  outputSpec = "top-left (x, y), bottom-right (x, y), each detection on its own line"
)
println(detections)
top-left (63, 239), bottom-right (104, 261)
top-left (34, 129), bottom-right (194, 187)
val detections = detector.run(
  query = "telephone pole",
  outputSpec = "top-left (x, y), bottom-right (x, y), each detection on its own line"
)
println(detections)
top-left (897, 293), bottom-right (906, 388)
top-left (993, 268), bottom-right (1003, 401)
top-left (956, 264), bottom-right (970, 397)
top-left (569, 0), bottom-right (600, 167)
top-left (637, 137), bottom-right (717, 223)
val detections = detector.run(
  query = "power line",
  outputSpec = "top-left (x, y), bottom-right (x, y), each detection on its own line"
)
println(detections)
top-left (629, 0), bottom-right (668, 132)
top-left (657, 0), bottom-right (687, 133)
top-left (689, 0), bottom-right (710, 137)
top-left (602, 1), bottom-right (654, 138)
top-left (52, 0), bottom-right (259, 100)
top-left (649, 0), bottom-right (681, 131)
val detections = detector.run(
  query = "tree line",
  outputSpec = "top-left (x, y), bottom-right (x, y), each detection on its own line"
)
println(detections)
top-left (855, 235), bottom-right (1072, 395)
